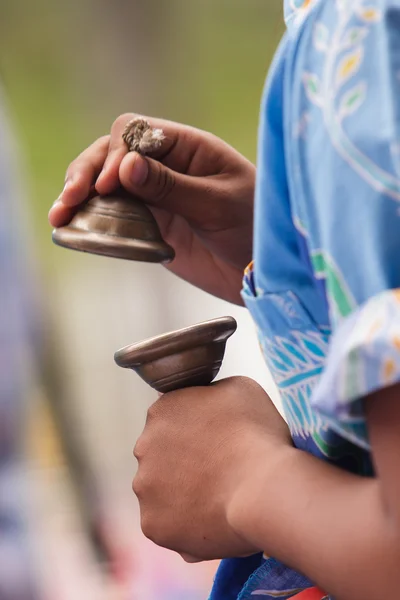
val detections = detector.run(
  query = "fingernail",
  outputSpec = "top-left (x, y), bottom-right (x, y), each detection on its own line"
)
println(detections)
top-left (130, 153), bottom-right (148, 186)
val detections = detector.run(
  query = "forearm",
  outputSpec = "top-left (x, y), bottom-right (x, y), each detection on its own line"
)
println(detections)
top-left (229, 446), bottom-right (400, 600)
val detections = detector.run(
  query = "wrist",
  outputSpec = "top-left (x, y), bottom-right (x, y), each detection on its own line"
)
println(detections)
top-left (227, 444), bottom-right (295, 550)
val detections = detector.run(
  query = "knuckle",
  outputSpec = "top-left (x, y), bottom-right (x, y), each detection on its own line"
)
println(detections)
top-left (133, 437), bottom-right (146, 460)
top-left (112, 113), bottom-right (138, 133)
top-left (146, 402), bottom-right (159, 422)
top-left (140, 515), bottom-right (171, 549)
top-left (214, 375), bottom-right (261, 402)
top-left (236, 375), bottom-right (262, 391)
top-left (97, 135), bottom-right (111, 150)
top-left (223, 375), bottom-right (255, 388)
top-left (132, 473), bottom-right (145, 498)
top-left (95, 134), bottom-right (110, 146)
top-left (140, 514), bottom-right (157, 543)
top-left (65, 157), bottom-right (79, 177)
top-left (153, 163), bottom-right (176, 202)
top-left (65, 135), bottom-right (110, 178)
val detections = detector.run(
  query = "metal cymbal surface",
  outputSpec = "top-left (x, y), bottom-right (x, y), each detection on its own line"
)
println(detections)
top-left (52, 191), bottom-right (174, 263)
top-left (114, 317), bottom-right (237, 393)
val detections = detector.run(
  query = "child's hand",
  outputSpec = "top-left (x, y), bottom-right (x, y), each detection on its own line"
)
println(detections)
top-left (49, 114), bottom-right (256, 304)
top-left (132, 376), bottom-right (291, 561)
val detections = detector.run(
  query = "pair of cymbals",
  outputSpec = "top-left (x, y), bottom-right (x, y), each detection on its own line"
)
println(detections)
top-left (52, 120), bottom-right (236, 391)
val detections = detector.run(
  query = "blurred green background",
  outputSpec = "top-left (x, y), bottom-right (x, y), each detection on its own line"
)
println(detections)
top-left (0, 0), bottom-right (283, 257)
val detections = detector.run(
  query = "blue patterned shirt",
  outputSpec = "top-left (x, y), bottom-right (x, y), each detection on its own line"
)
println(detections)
top-left (210, 1), bottom-right (400, 598)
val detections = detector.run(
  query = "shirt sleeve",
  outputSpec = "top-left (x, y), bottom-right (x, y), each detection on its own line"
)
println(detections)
top-left (291, 1), bottom-right (400, 449)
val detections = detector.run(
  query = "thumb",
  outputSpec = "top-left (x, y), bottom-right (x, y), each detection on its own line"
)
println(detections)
top-left (119, 151), bottom-right (209, 221)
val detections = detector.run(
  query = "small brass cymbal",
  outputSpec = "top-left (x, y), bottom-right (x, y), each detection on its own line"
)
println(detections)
top-left (114, 317), bottom-right (237, 393)
top-left (52, 191), bottom-right (174, 263)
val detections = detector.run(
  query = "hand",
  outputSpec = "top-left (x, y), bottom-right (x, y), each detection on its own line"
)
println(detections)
top-left (49, 114), bottom-right (255, 304)
top-left (132, 376), bottom-right (292, 561)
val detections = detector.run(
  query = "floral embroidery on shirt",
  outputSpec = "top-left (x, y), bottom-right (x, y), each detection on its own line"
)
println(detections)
top-left (285, 0), bottom-right (318, 27)
top-left (258, 329), bottom-right (331, 452)
top-left (302, 1), bottom-right (400, 202)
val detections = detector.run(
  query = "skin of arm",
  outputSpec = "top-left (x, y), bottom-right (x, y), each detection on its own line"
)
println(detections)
top-left (228, 384), bottom-right (400, 600)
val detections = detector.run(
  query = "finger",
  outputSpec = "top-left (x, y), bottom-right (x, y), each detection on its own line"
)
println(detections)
top-left (95, 117), bottom-right (130, 194)
top-left (59, 135), bottom-right (110, 208)
top-left (48, 200), bottom-right (78, 228)
top-left (95, 145), bottom-right (127, 195)
top-left (96, 114), bottom-right (180, 193)
top-left (119, 151), bottom-right (218, 224)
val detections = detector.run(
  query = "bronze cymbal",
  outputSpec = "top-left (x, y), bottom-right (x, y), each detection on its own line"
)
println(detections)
top-left (52, 190), bottom-right (174, 263)
top-left (114, 316), bottom-right (237, 393)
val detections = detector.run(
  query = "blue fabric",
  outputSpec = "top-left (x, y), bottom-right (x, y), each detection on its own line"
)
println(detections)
top-left (208, 554), bottom-right (264, 600)
top-left (210, 0), bottom-right (400, 598)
